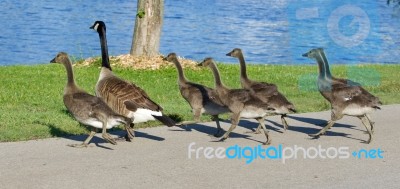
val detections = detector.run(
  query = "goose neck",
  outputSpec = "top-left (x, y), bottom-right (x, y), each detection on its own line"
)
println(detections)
top-left (98, 27), bottom-right (112, 71)
top-left (172, 59), bottom-right (188, 83)
top-left (63, 60), bottom-right (75, 85)
top-left (209, 62), bottom-right (225, 89)
top-left (237, 54), bottom-right (249, 80)
top-left (315, 51), bottom-right (332, 80)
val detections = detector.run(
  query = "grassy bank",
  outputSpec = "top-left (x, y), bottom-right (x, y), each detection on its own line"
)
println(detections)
top-left (0, 63), bottom-right (399, 142)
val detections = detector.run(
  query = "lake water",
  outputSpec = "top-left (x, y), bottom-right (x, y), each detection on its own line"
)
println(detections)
top-left (0, 0), bottom-right (399, 66)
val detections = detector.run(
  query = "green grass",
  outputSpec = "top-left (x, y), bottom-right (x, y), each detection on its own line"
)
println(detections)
top-left (0, 63), bottom-right (399, 142)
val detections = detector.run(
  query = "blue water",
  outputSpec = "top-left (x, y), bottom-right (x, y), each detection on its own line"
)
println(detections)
top-left (0, 0), bottom-right (399, 66)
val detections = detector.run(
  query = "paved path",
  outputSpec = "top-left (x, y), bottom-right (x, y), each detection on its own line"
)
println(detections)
top-left (0, 105), bottom-right (399, 188)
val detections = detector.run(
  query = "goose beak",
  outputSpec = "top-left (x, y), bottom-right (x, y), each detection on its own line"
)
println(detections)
top-left (162, 56), bottom-right (167, 61)
top-left (302, 53), bottom-right (308, 57)
top-left (196, 62), bottom-right (203, 67)
top-left (226, 52), bottom-right (232, 56)
top-left (50, 58), bottom-right (56, 63)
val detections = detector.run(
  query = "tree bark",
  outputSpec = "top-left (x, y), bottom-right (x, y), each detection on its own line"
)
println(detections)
top-left (130, 0), bottom-right (164, 56)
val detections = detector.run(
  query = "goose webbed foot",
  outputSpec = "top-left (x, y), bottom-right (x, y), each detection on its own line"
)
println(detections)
top-left (309, 120), bottom-right (335, 139)
top-left (308, 132), bottom-right (324, 138)
top-left (245, 125), bottom-right (261, 134)
top-left (210, 135), bottom-right (227, 142)
top-left (102, 133), bottom-right (117, 145)
top-left (124, 128), bottom-right (135, 142)
top-left (364, 136), bottom-right (372, 144)
top-left (176, 120), bottom-right (197, 126)
top-left (67, 143), bottom-right (89, 148)
top-left (210, 128), bottom-right (225, 137)
top-left (68, 130), bottom-right (96, 148)
top-left (263, 138), bottom-right (272, 145)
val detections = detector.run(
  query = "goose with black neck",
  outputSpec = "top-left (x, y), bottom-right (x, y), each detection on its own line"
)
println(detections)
top-left (90, 21), bottom-right (177, 133)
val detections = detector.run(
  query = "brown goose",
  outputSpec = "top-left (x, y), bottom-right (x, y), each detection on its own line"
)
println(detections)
top-left (226, 48), bottom-right (296, 132)
top-left (90, 21), bottom-right (176, 130)
top-left (163, 53), bottom-right (229, 136)
top-left (198, 58), bottom-right (277, 145)
top-left (302, 48), bottom-right (381, 143)
top-left (50, 52), bottom-right (133, 147)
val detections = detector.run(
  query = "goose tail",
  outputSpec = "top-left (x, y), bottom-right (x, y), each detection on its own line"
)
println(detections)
top-left (153, 114), bottom-right (177, 127)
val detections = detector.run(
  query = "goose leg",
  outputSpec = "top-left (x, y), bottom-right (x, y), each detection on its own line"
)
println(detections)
top-left (124, 122), bottom-right (135, 142)
top-left (101, 119), bottom-right (117, 145)
top-left (176, 108), bottom-right (202, 126)
top-left (281, 114), bottom-right (289, 131)
top-left (258, 118), bottom-right (271, 145)
top-left (309, 120), bottom-right (336, 138)
top-left (365, 114), bottom-right (375, 134)
top-left (212, 115), bottom-right (225, 137)
top-left (359, 115), bottom-right (373, 144)
top-left (310, 111), bottom-right (342, 138)
top-left (68, 128), bottom-right (97, 148)
top-left (212, 113), bottom-right (239, 142)
top-left (245, 117), bottom-right (263, 134)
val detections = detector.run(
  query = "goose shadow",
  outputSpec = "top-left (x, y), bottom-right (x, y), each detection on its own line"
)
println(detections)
top-left (281, 115), bottom-right (367, 143)
top-left (286, 115), bottom-right (363, 131)
top-left (36, 121), bottom-right (165, 148)
top-left (169, 119), bottom-right (275, 144)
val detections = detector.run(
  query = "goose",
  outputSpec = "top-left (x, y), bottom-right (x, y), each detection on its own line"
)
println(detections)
top-left (226, 48), bottom-right (296, 132)
top-left (163, 53), bottom-right (229, 136)
top-left (302, 48), bottom-right (381, 144)
top-left (198, 57), bottom-right (278, 145)
top-left (50, 52), bottom-right (134, 147)
top-left (90, 21), bottom-right (176, 130)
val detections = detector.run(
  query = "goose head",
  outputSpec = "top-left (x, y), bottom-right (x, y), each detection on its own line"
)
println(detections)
top-left (50, 52), bottom-right (69, 64)
top-left (90, 20), bottom-right (106, 33)
top-left (162, 52), bottom-right (178, 62)
top-left (302, 48), bottom-right (324, 59)
top-left (226, 48), bottom-right (243, 58)
top-left (197, 57), bottom-right (213, 67)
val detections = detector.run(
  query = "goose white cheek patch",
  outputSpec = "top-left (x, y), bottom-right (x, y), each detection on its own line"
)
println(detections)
top-left (93, 23), bottom-right (99, 31)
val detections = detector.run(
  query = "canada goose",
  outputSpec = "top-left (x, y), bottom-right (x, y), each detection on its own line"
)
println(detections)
top-left (302, 48), bottom-right (381, 143)
top-left (163, 53), bottom-right (229, 136)
top-left (90, 21), bottom-right (176, 129)
top-left (50, 52), bottom-right (134, 147)
top-left (198, 58), bottom-right (277, 145)
top-left (226, 48), bottom-right (296, 132)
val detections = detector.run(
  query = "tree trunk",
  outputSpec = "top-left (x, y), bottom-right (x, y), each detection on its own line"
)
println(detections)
top-left (130, 0), bottom-right (164, 56)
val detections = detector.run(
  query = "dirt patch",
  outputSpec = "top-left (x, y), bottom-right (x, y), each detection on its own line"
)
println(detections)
top-left (76, 54), bottom-right (199, 70)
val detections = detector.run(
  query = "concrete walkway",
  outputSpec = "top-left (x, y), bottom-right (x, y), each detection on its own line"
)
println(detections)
top-left (0, 104), bottom-right (399, 188)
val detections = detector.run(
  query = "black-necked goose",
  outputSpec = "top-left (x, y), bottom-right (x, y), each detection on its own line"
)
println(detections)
top-left (198, 58), bottom-right (277, 145)
top-left (302, 48), bottom-right (381, 143)
top-left (163, 53), bottom-right (229, 136)
top-left (90, 21), bottom-right (176, 129)
top-left (51, 52), bottom-right (133, 147)
top-left (226, 48), bottom-right (296, 132)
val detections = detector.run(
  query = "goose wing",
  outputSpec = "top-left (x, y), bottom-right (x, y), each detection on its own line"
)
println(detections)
top-left (331, 83), bottom-right (362, 101)
top-left (250, 82), bottom-right (278, 97)
top-left (72, 92), bottom-right (103, 106)
top-left (228, 89), bottom-right (252, 102)
top-left (332, 83), bottom-right (381, 108)
top-left (70, 92), bottom-right (117, 118)
top-left (97, 76), bottom-right (163, 114)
